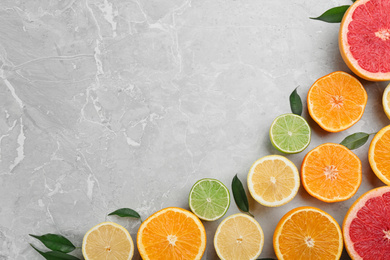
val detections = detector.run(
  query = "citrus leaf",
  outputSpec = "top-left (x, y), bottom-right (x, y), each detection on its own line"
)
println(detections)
top-left (340, 132), bottom-right (370, 150)
top-left (108, 208), bottom-right (141, 219)
top-left (289, 87), bottom-right (303, 116)
top-left (310, 5), bottom-right (350, 23)
top-left (30, 244), bottom-right (80, 260)
top-left (232, 174), bottom-right (252, 216)
top-left (29, 234), bottom-right (75, 253)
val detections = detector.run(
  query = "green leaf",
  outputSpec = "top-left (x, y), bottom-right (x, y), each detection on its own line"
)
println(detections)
top-left (310, 5), bottom-right (350, 23)
top-left (232, 174), bottom-right (252, 216)
top-left (340, 132), bottom-right (370, 150)
top-left (351, 0), bottom-right (356, 2)
top-left (108, 208), bottom-right (141, 219)
top-left (289, 87), bottom-right (303, 116)
top-left (30, 244), bottom-right (80, 260)
top-left (29, 234), bottom-right (75, 253)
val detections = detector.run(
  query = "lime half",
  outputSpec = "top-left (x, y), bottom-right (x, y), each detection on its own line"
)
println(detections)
top-left (270, 113), bottom-right (311, 154)
top-left (189, 178), bottom-right (230, 221)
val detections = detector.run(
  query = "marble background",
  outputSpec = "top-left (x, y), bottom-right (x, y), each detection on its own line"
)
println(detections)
top-left (0, 0), bottom-right (389, 259)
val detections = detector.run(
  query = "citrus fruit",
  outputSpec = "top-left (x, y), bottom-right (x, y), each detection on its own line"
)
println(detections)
top-left (339, 0), bottom-right (390, 81)
top-left (307, 71), bottom-right (367, 132)
top-left (369, 125), bottom-right (390, 185)
top-left (82, 222), bottom-right (134, 260)
top-left (137, 207), bottom-right (206, 260)
top-left (189, 178), bottom-right (230, 221)
top-left (247, 155), bottom-right (300, 207)
top-left (214, 213), bottom-right (264, 260)
top-left (343, 186), bottom-right (390, 259)
top-left (273, 206), bottom-right (343, 260)
top-left (301, 143), bottom-right (362, 202)
top-left (383, 83), bottom-right (390, 120)
top-left (269, 113), bottom-right (311, 154)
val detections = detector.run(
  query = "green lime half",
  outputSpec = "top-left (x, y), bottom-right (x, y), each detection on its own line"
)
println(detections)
top-left (189, 178), bottom-right (230, 221)
top-left (270, 113), bottom-right (311, 154)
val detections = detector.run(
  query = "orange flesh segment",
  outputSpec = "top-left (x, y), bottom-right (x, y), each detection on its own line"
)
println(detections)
top-left (373, 129), bottom-right (390, 181)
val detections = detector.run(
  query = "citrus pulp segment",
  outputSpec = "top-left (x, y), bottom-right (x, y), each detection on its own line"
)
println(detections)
top-left (82, 222), bottom-right (134, 260)
top-left (369, 125), bottom-right (390, 185)
top-left (273, 206), bottom-right (343, 260)
top-left (307, 71), bottom-right (367, 132)
top-left (214, 213), bottom-right (264, 260)
top-left (343, 186), bottom-right (390, 259)
top-left (339, 0), bottom-right (390, 81)
top-left (383, 83), bottom-right (390, 120)
top-left (137, 207), bottom-right (206, 260)
top-left (301, 143), bottom-right (362, 202)
top-left (247, 155), bottom-right (300, 207)
top-left (269, 113), bottom-right (311, 154)
top-left (189, 178), bottom-right (230, 221)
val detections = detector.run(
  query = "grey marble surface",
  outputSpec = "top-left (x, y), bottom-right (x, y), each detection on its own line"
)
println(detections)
top-left (0, 0), bottom-right (389, 259)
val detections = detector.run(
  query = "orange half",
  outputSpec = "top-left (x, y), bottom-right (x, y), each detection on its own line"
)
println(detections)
top-left (369, 125), bottom-right (390, 185)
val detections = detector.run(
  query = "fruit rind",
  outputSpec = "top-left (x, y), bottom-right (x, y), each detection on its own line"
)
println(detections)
top-left (82, 221), bottom-right (134, 260)
top-left (188, 178), bottom-right (230, 221)
top-left (383, 84), bottom-right (390, 120)
top-left (273, 206), bottom-right (343, 260)
top-left (368, 125), bottom-right (390, 185)
top-left (247, 155), bottom-right (300, 207)
top-left (137, 207), bottom-right (206, 260)
top-left (214, 213), bottom-right (264, 260)
top-left (343, 186), bottom-right (390, 259)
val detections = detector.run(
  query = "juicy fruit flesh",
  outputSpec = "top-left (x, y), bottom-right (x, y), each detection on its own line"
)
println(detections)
top-left (139, 209), bottom-right (205, 259)
top-left (215, 215), bottom-right (263, 259)
top-left (373, 130), bottom-right (390, 179)
top-left (271, 114), bottom-right (310, 152)
top-left (349, 191), bottom-right (390, 258)
top-left (276, 209), bottom-right (342, 259)
top-left (189, 179), bottom-right (230, 220)
top-left (302, 143), bottom-right (361, 202)
top-left (84, 224), bottom-right (132, 259)
top-left (347, 0), bottom-right (390, 73)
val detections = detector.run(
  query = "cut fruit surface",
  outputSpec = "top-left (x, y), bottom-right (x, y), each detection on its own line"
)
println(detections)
top-left (343, 186), bottom-right (390, 259)
top-left (383, 83), bottom-right (390, 120)
top-left (82, 222), bottom-right (134, 260)
top-left (247, 155), bottom-right (300, 207)
top-left (269, 113), bottom-right (311, 154)
top-left (137, 207), bottom-right (206, 260)
top-left (189, 178), bottom-right (230, 221)
top-left (369, 125), bottom-right (390, 185)
top-left (307, 71), bottom-right (367, 132)
top-left (214, 213), bottom-right (264, 260)
top-left (301, 143), bottom-right (362, 202)
top-left (339, 0), bottom-right (390, 81)
top-left (273, 206), bottom-right (343, 260)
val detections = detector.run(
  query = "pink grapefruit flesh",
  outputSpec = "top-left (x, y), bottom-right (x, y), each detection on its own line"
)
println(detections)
top-left (343, 186), bottom-right (390, 259)
top-left (339, 0), bottom-right (390, 81)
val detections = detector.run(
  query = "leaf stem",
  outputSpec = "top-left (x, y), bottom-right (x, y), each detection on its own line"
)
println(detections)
top-left (247, 211), bottom-right (254, 218)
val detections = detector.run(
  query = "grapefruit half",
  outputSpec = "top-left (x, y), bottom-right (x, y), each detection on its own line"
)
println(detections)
top-left (343, 186), bottom-right (390, 259)
top-left (339, 0), bottom-right (390, 81)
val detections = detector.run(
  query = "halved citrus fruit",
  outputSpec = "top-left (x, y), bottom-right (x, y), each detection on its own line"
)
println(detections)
top-left (269, 113), bottom-right (311, 154)
top-left (339, 0), bottom-right (390, 81)
top-left (82, 222), bottom-right (134, 260)
top-left (247, 155), bottom-right (300, 207)
top-left (369, 125), bottom-right (390, 185)
top-left (383, 83), bottom-right (390, 120)
top-left (301, 143), bottom-right (362, 202)
top-left (214, 213), bottom-right (264, 260)
top-left (273, 206), bottom-right (343, 260)
top-left (343, 186), bottom-right (390, 259)
top-left (307, 71), bottom-right (367, 132)
top-left (137, 207), bottom-right (206, 260)
top-left (189, 178), bottom-right (230, 221)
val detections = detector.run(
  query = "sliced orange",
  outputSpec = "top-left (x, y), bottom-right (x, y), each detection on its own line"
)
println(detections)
top-left (273, 206), bottom-right (343, 260)
top-left (307, 71), bottom-right (367, 132)
top-left (214, 213), bottom-right (264, 260)
top-left (301, 143), bottom-right (362, 202)
top-left (82, 222), bottom-right (134, 260)
top-left (369, 125), bottom-right (390, 185)
top-left (137, 207), bottom-right (206, 260)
